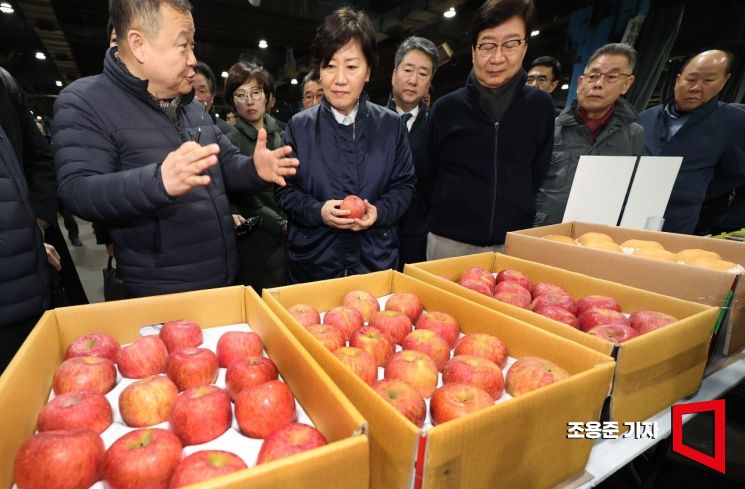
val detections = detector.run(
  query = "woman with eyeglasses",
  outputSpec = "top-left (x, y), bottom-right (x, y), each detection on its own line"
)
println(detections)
top-left (275, 7), bottom-right (415, 283)
top-left (224, 62), bottom-right (288, 289)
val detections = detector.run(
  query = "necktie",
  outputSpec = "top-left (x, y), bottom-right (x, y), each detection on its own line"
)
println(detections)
top-left (401, 112), bottom-right (413, 128)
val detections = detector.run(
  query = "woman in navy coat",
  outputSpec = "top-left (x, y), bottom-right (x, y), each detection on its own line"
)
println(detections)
top-left (276, 7), bottom-right (415, 283)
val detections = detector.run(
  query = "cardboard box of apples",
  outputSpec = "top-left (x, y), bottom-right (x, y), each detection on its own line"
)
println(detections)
top-left (404, 253), bottom-right (719, 426)
top-left (505, 221), bottom-right (745, 358)
top-left (0, 286), bottom-right (369, 489)
top-left (263, 271), bottom-right (615, 489)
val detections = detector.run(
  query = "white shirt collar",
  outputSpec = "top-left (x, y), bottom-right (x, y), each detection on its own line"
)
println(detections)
top-left (330, 103), bottom-right (359, 125)
top-left (395, 104), bottom-right (420, 131)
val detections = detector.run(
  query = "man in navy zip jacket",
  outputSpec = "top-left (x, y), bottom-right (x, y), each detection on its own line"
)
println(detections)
top-left (419, 0), bottom-right (554, 259)
top-left (639, 50), bottom-right (745, 234)
top-left (53, 0), bottom-right (298, 297)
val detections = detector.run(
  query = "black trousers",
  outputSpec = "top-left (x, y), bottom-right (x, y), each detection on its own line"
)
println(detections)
top-left (0, 315), bottom-right (40, 374)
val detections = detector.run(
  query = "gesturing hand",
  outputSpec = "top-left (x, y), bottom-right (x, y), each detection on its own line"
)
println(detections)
top-left (322, 200), bottom-right (356, 229)
top-left (253, 128), bottom-right (299, 187)
top-left (161, 142), bottom-right (220, 197)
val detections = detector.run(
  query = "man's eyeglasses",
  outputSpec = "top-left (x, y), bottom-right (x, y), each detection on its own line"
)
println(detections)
top-left (527, 75), bottom-right (551, 84)
top-left (583, 72), bottom-right (632, 84)
top-left (234, 90), bottom-right (265, 103)
top-left (303, 92), bottom-right (324, 102)
top-left (476, 39), bottom-right (526, 57)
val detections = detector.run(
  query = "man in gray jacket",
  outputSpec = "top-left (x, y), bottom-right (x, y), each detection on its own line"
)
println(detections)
top-left (535, 43), bottom-right (644, 226)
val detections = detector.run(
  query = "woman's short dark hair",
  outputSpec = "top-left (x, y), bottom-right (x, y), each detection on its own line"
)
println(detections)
top-left (311, 7), bottom-right (378, 71)
top-left (469, 0), bottom-right (535, 48)
top-left (224, 62), bottom-right (274, 109)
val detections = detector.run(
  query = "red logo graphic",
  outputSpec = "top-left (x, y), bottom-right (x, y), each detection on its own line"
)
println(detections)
top-left (671, 399), bottom-right (726, 474)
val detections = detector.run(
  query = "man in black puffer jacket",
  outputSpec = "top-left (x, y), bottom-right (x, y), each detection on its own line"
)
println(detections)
top-left (0, 67), bottom-right (59, 372)
top-left (53, 0), bottom-right (298, 297)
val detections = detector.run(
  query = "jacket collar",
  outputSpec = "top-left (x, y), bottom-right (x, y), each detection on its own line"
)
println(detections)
top-left (235, 113), bottom-right (283, 140)
top-left (663, 96), bottom-right (719, 122)
top-left (321, 91), bottom-right (370, 122)
top-left (386, 93), bottom-right (428, 117)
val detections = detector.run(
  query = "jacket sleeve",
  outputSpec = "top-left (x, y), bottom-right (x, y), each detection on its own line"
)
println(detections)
top-left (274, 120), bottom-right (324, 227)
top-left (373, 121), bottom-right (416, 227)
top-left (216, 129), bottom-right (268, 194)
top-left (531, 102), bottom-right (555, 194)
top-left (54, 89), bottom-right (175, 222)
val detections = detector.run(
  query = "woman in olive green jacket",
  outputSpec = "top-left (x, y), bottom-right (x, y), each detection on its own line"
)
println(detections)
top-left (224, 62), bottom-right (288, 290)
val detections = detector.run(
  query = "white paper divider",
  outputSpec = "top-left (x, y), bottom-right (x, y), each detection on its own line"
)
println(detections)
top-left (619, 156), bottom-right (683, 229)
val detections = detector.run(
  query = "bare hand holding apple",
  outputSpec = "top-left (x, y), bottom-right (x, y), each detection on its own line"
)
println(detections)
top-left (321, 199), bottom-right (356, 229)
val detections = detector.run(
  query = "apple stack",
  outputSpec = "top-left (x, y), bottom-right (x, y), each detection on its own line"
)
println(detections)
top-left (455, 266), bottom-right (680, 345)
top-left (12, 321), bottom-right (328, 489)
top-left (288, 290), bottom-right (571, 428)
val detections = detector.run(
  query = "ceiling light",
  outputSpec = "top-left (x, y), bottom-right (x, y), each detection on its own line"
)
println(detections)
top-left (443, 7), bottom-right (456, 19)
top-left (55, 80), bottom-right (63, 87)
top-left (36, 116), bottom-right (42, 121)
top-left (35, 51), bottom-right (46, 60)
top-left (531, 30), bottom-right (540, 37)
top-left (290, 78), bottom-right (298, 85)
top-left (0, 2), bottom-right (14, 14)
top-left (221, 71), bottom-right (228, 78)
top-left (561, 83), bottom-right (569, 90)
top-left (258, 39), bottom-right (268, 49)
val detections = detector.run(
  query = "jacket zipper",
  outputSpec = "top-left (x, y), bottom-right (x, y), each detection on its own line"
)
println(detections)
top-left (488, 122), bottom-right (499, 242)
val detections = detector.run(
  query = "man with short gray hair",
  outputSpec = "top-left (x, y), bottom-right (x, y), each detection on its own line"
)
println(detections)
top-left (534, 43), bottom-right (643, 226)
top-left (387, 35), bottom-right (439, 267)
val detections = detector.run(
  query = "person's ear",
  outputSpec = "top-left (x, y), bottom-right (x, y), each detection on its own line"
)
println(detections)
top-left (128, 29), bottom-right (147, 64)
top-left (549, 80), bottom-right (559, 93)
top-left (621, 75), bottom-right (635, 95)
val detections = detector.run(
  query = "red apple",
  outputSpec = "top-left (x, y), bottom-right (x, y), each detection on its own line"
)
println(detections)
top-left (216, 331), bottom-right (263, 368)
top-left (235, 380), bottom-right (297, 439)
top-left (459, 278), bottom-right (494, 296)
top-left (372, 379), bottom-right (426, 427)
top-left (533, 305), bottom-right (580, 329)
top-left (369, 310), bottom-right (412, 344)
top-left (531, 282), bottom-right (571, 299)
top-left (102, 428), bottom-right (182, 489)
top-left (454, 333), bottom-right (509, 368)
top-left (287, 303), bottom-right (321, 327)
top-left (332, 346), bottom-right (377, 385)
top-left (350, 326), bottom-right (393, 366)
top-left (415, 311), bottom-right (460, 348)
top-left (225, 355), bottom-right (278, 401)
top-left (384, 350), bottom-right (438, 398)
top-left (587, 324), bottom-right (640, 343)
top-left (53, 355), bottom-right (117, 395)
top-left (493, 281), bottom-right (532, 302)
top-left (256, 423), bottom-right (327, 464)
top-left (159, 319), bottom-right (203, 354)
top-left (307, 324), bottom-right (346, 351)
top-left (492, 290), bottom-right (531, 309)
top-left (342, 289), bottom-right (380, 322)
top-left (430, 383), bottom-right (493, 425)
top-left (14, 429), bottom-right (105, 489)
top-left (119, 375), bottom-right (178, 427)
top-left (323, 305), bottom-right (364, 342)
top-left (170, 385), bottom-right (232, 445)
top-left (629, 310), bottom-right (678, 334)
top-left (166, 347), bottom-right (218, 391)
top-left (531, 294), bottom-right (577, 315)
top-left (460, 267), bottom-right (497, 289)
top-left (117, 335), bottom-right (169, 379)
top-left (505, 357), bottom-right (570, 396)
top-left (401, 329), bottom-right (450, 370)
top-left (442, 355), bottom-right (504, 400)
top-left (495, 269), bottom-right (532, 291)
top-left (37, 391), bottom-right (112, 434)
top-left (65, 333), bottom-right (120, 362)
top-left (384, 292), bottom-right (424, 324)
top-left (339, 195), bottom-right (366, 219)
top-left (576, 295), bottom-right (622, 315)
top-left (170, 450), bottom-right (247, 488)
top-left (578, 308), bottom-right (630, 332)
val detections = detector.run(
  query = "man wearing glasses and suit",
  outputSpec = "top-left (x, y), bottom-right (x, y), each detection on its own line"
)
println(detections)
top-left (534, 43), bottom-right (644, 226)
top-left (419, 0), bottom-right (554, 259)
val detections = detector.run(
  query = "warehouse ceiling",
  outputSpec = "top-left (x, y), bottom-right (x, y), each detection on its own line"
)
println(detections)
top-left (1, 0), bottom-right (743, 117)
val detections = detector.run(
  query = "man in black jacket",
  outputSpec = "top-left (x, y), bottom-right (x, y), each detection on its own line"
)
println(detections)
top-left (420, 0), bottom-right (554, 259)
top-left (53, 0), bottom-right (298, 297)
top-left (386, 36), bottom-right (440, 268)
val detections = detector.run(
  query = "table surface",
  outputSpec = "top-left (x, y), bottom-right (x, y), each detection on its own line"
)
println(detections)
top-left (573, 358), bottom-right (745, 488)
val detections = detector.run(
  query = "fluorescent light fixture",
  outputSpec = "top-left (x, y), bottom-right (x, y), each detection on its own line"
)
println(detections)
top-left (55, 80), bottom-right (63, 87)
top-left (561, 83), bottom-right (569, 90)
top-left (36, 116), bottom-right (42, 121)
top-left (35, 52), bottom-right (46, 60)
top-left (443, 7), bottom-right (456, 18)
top-left (0, 2), bottom-right (14, 14)
top-left (290, 78), bottom-right (298, 85)
top-left (531, 30), bottom-right (540, 37)
top-left (221, 71), bottom-right (228, 78)
top-left (258, 39), bottom-right (268, 49)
